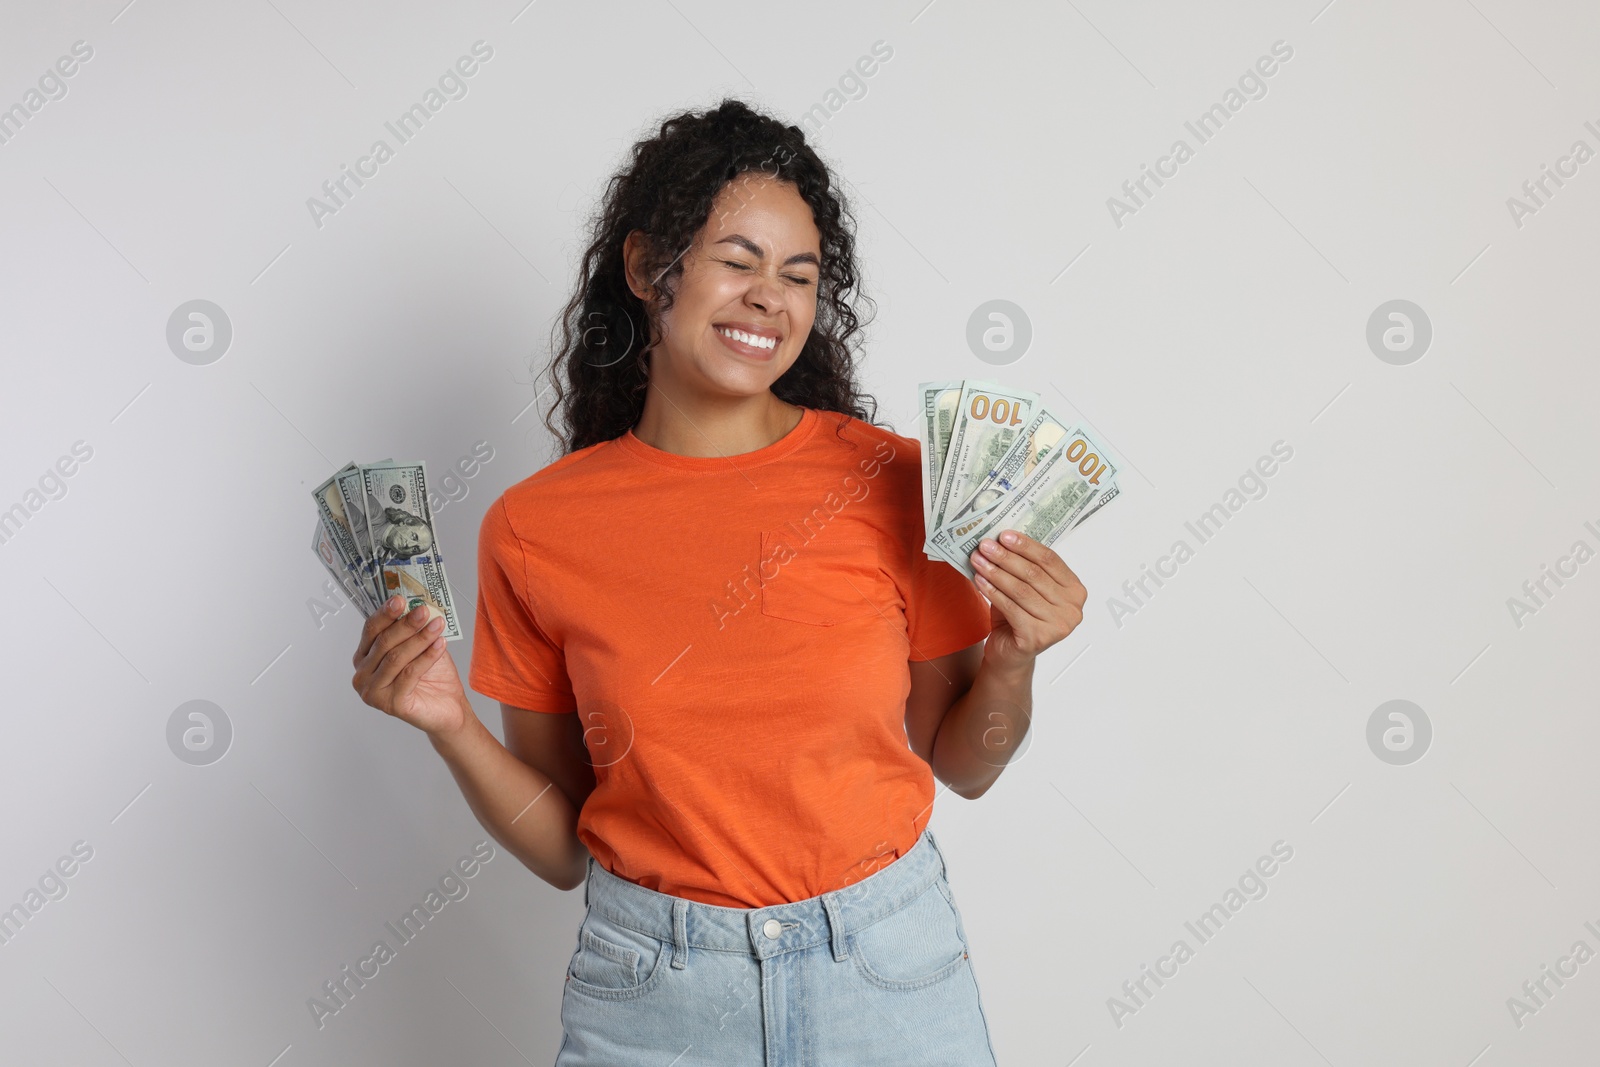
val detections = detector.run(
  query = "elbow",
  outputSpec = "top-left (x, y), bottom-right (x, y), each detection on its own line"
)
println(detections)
top-left (931, 749), bottom-right (994, 801)
top-left (937, 765), bottom-right (992, 801)
top-left (554, 848), bottom-right (591, 892)
top-left (951, 780), bottom-right (991, 801)
top-left (934, 755), bottom-right (992, 796)
top-left (525, 844), bottom-right (590, 892)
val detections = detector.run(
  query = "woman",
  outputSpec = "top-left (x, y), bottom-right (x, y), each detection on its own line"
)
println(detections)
top-left (351, 99), bottom-right (1087, 1065)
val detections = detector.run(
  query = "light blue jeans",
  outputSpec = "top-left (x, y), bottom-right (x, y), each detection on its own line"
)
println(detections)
top-left (554, 827), bottom-right (1000, 1065)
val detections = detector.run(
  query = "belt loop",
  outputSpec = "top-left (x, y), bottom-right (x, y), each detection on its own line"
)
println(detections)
top-left (923, 826), bottom-right (947, 876)
top-left (822, 891), bottom-right (849, 961)
top-left (671, 897), bottom-right (689, 969)
top-left (583, 856), bottom-right (593, 908)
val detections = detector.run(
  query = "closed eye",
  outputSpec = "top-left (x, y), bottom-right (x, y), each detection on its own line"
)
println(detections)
top-left (718, 259), bottom-right (814, 286)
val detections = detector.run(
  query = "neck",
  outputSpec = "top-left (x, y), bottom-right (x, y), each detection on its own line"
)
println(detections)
top-left (632, 385), bottom-right (802, 458)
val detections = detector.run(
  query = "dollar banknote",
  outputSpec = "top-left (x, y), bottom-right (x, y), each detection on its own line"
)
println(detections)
top-left (334, 457), bottom-right (390, 606)
top-left (312, 518), bottom-right (376, 617)
top-left (312, 463), bottom-right (380, 613)
top-left (940, 406), bottom-right (1072, 531)
top-left (928, 425), bottom-right (1119, 578)
top-left (925, 380), bottom-right (1039, 552)
top-left (358, 460), bottom-right (463, 641)
top-left (1064, 476), bottom-right (1121, 531)
top-left (918, 381), bottom-right (964, 548)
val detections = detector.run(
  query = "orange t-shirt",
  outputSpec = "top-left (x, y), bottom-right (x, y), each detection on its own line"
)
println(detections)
top-left (467, 405), bottom-right (992, 907)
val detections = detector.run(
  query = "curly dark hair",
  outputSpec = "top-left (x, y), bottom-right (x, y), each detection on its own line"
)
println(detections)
top-left (537, 98), bottom-right (882, 454)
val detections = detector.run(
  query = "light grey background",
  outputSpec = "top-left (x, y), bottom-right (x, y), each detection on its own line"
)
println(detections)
top-left (3, 0), bottom-right (1596, 1064)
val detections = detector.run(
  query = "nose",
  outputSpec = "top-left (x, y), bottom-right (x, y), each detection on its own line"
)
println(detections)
top-left (745, 269), bottom-right (783, 313)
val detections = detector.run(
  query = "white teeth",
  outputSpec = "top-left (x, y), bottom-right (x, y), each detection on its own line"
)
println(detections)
top-left (719, 327), bottom-right (776, 350)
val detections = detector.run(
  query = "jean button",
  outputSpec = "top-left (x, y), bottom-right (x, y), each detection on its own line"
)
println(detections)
top-left (762, 918), bottom-right (782, 939)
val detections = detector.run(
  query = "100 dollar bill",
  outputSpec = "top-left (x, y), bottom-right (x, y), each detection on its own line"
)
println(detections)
top-left (929, 426), bottom-right (1119, 578)
top-left (940, 406), bottom-right (1072, 531)
top-left (336, 464), bottom-right (380, 604)
top-left (925, 379), bottom-right (1038, 552)
top-left (313, 462), bottom-right (379, 612)
top-left (359, 460), bottom-right (463, 641)
top-left (312, 517), bottom-right (376, 617)
top-left (918, 380), bottom-right (964, 548)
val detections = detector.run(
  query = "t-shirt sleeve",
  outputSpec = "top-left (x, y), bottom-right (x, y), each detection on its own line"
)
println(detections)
top-left (467, 496), bottom-right (577, 713)
top-left (902, 448), bottom-right (993, 661)
top-left (907, 545), bottom-right (993, 661)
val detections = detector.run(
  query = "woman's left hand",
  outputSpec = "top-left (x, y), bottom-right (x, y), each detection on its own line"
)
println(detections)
top-left (968, 529), bottom-right (1087, 670)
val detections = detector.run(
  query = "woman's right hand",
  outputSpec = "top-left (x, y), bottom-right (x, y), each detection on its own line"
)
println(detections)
top-left (352, 596), bottom-right (468, 737)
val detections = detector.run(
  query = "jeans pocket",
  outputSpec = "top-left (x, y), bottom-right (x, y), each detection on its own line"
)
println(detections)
top-left (566, 909), bottom-right (669, 1001)
top-left (850, 879), bottom-right (970, 992)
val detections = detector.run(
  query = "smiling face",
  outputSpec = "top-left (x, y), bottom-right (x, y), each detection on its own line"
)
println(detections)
top-left (627, 174), bottom-right (822, 401)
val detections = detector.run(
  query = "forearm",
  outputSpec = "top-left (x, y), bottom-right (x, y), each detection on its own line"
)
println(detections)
top-left (428, 703), bottom-right (589, 890)
top-left (931, 654), bottom-right (1035, 800)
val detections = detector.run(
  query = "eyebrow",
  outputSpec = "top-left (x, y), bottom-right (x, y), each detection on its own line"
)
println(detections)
top-left (715, 234), bottom-right (820, 269)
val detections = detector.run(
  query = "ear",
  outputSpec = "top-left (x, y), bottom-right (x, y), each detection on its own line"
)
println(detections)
top-left (622, 230), bottom-right (655, 301)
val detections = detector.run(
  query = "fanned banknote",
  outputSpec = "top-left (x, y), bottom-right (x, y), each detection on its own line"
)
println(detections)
top-left (334, 457), bottom-right (391, 606)
top-left (918, 381), bottom-right (964, 546)
top-left (358, 460), bottom-right (463, 641)
top-left (312, 463), bottom-right (379, 614)
top-left (924, 379), bottom-right (1038, 554)
top-left (1064, 475), bottom-right (1121, 531)
top-left (941, 406), bottom-right (1072, 531)
top-left (929, 423), bottom-right (1120, 578)
top-left (915, 378), bottom-right (1125, 573)
top-left (309, 456), bottom-right (459, 636)
top-left (312, 517), bottom-right (376, 616)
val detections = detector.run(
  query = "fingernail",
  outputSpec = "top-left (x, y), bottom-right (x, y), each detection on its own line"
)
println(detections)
top-left (388, 596), bottom-right (403, 613)
top-left (428, 616), bottom-right (443, 633)
top-left (980, 539), bottom-right (1000, 554)
top-left (1000, 530), bottom-right (1019, 545)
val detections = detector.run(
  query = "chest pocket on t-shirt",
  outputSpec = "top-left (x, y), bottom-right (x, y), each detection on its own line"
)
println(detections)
top-left (760, 530), bottom-right (898, 626)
